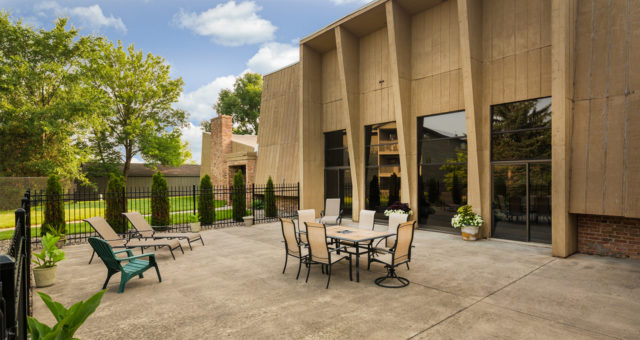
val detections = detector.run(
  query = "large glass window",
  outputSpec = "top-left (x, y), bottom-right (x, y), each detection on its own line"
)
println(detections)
top-left (324, 130), bottom-right (352, 216)
top-left (491, 98), bottom-right (551, 244)
top-left (417, 111), bottom-right (467, 231)
top-left (365, 122), bottom-right (400, 218)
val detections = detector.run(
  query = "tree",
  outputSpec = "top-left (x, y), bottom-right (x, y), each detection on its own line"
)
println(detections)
top-left (84, 39), bottom-right (190, 180)
top-left (264, 176), bottom-right (277, 218)
top-left (198, 175), bottom-right (215, 225)
top-left (232, 170), bottom-right (246, 222)
top-left (105, 174), bottom-right (127, 233)
top-left (368, 176), bottom-right (380, 210)
top-left (388, 173), bottom-right (400, 205)
top-left (151, 172), bottom-right (170, 226)
top-left (0, 14), bottom-right (96, 180)
top-left (213, 73), bottom-right (262, 135)
top-left (42, 175), bottom-right (65, 236)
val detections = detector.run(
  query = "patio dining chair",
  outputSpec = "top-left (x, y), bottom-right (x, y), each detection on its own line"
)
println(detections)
top-left (305, 222), bottom-right (352, 289)
top-left (280, 218), bottom-right (308, 280)
top-left (122, 212), bottom-right (204, 250)
top-left (369, 221), bottom-right (416, 288)
top-left (320, 198), bottom-right (343, 226)
top-left (84, 216), bottom-right (183, 263)
top-left (371, 212), bottom-right (409, 270)
top-left (296, 209), bottom-right (316, 244)
top-left (88, 237), bottom-right (162, 293)
top-left (340, 210), bottom-right (376, 262)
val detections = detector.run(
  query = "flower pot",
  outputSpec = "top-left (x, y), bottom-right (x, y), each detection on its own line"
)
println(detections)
top-left (461, 225), bottom-right (480, 241)
top-left (55, 235), bottom-right (66, 249)
top-left (243, 216), bottom-right (254, 227)
top-left (191, 222), bottom-right (201, 233)
top-left (33, 265), bottom-right (57, 288)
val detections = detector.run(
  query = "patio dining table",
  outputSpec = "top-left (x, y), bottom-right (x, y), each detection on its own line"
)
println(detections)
top-left (325, 226), bottom-right (395, 282)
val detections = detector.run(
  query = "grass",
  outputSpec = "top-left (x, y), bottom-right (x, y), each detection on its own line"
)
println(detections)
top-left (0, 196), bottom-right (227, 229)
top-left (0, 207), bottom-right (249, 240)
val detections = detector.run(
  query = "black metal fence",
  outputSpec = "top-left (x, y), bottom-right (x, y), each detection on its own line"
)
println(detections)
top-left (27, 183), bottom-right (299, 246)
top-left (0, 196), bottom-right (31, 339)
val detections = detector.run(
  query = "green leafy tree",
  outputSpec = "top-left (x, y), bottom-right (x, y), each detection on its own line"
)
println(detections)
top-left (0, 14), bottom-right (96, 180)
top-left (42, 175), bottom-right (66, 236)
top-left (105, 174), bottom-right (127, 233)
top-left (213, 73), bottom-right (262, 135)
top-left (264, 176), bottom-right (277, 217)
top-left (491, 99), bottom-right (551, 161)
top-left (368, 176), bottom-right (380, 210)
top-left (151, 172), bottom-right (170, 226)
top-left (198, 175), bottom-right (215, 225)
top-left (232, 170), bottom-right (246, 222)
top-left (84, 39), bottom-right (190, 180)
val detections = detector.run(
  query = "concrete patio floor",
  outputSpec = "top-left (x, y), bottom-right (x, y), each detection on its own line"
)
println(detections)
top-left (33, 221), bottom-right (640, 339)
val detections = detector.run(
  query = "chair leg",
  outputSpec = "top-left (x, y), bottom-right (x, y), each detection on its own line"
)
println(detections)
top-left (406, 263), bottom-right (410, 270)
top-left (187, 239), bottom-right (193, 251)
top-left (102, 271), bottom-right (115, 289)
top-left (348, 256), bottom-right (353, 282)
top-left (139, 272), bottom-right (144, 279)
top-left (296, 258), bottom-right (303, 280)
top-left (118, 274), bottom-right (129, 294)
top-left (169, 248), bottom-right (176, 260)
top-left (282, 254), bottom-right (288, 274)
top-left (154, 264), bottom-right (162, 282)
top-left (179, 244), bottom-right (184, 254)
top-left (200, 237), bottom-right (205, 246)
top-left (89, 250), bottom-right (96, 264)
top-left (305, 262), bottom-right (311, 283)
top-left (326, 264), bottom-right (331, 289)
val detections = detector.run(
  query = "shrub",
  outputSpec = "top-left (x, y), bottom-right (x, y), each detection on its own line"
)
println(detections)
top-left (264, 176), bottom-right (277, 217)
top-left (198, 175), bottom-right (215, 225)
top-left (251, 199), bottom-right (264, 210)
top-left (368, 175), bottom-right (380, 210)
top-left (151, 172), bottom-right (170, 226)
top-left (42, 174), bottom-right (65, 236)
top-left (232, 170), bottom-right (246, 222)
top-left (105, 174), bottom-right (127, 233)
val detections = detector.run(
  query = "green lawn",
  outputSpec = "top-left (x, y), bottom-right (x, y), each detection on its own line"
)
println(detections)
top-left (0, 207), bottom-right (247, 240)
top-left (0, 196), bottom-right (227, 229)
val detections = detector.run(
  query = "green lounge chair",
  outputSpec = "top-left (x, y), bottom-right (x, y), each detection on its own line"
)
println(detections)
top-left (88, 237), bottom-right (162, 293)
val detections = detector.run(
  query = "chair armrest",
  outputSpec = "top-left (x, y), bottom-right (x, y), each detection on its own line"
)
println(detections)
top-left (117, 253), bottom-right (156, 262)
top-left (372, 247), bottom-right (393, 255)
top-left (339, 209), bottom-right (344, 217)
top-left (114, 249), bottom-right (134, 257)
top-left (320, 210), bottom-right (325, 217)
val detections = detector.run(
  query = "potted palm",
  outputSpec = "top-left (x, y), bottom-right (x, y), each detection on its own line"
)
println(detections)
top-left (451, 205), bottom-right (484, 241)
top-left (32, 233), bottom-right (66, 287)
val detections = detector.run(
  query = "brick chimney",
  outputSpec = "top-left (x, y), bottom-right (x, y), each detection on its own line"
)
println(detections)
top-left (208, 115), bottom-right (233, 186)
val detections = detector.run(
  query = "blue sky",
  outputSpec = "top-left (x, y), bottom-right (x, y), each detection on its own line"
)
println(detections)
top-left (0, 0), bottom-right (373, 163)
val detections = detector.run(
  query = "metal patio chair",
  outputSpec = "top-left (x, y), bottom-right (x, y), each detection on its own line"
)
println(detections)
top-left (305, 222), bottom-right (352, 289)
top-left (370, 221), bottom-right (416, 288)
top-left (280, 218), bottom-right (308, 280)
top-left (320, 198), bottom-right (343, 225)
top-left (122, 212), bottom-right (204, 250)
top-left (296, 209), bottom-right (316, 244)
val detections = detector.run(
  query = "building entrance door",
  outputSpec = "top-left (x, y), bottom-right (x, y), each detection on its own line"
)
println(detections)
top-left (324, 168), bottom-right (352, 216)
top-left (491, 162), bottom-right (551, 243)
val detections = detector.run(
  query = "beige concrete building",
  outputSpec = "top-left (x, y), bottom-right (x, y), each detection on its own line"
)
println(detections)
top-left (201, 115), bottom-right (257, 187)
top-left (255, 0), bottom-right (640, 258)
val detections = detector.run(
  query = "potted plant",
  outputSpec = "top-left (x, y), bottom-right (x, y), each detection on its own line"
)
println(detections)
top-left (191, 221), bottom-right (201, 233)
top-left (384, 201), bottom-right (413, 217)
top-left (32, 233), bottom-right (66, 287)
top-left (243, 215), bottom-right (254, 227)
top-left (451, 205), bottom-right (484, 241)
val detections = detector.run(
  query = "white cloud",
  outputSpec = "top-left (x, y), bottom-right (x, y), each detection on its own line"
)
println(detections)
top-left (175, 75), bottom-right (236, 123)
top-left (34, 2), bottom-right (127, 32)
top-left (180, 122), bottom-right (204, 164)
top-left (131, 157), bottom-right (144, 164)
top-left (174, 1), bottom-right (276, 46)
top-left (330, 0), bottom-right (373, 5)
top-left (247, 42), bottom-right (299, 74)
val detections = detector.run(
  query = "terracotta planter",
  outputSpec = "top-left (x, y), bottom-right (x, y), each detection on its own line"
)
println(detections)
top-left (191, 222), bottom-right (201, 233)
top-left (33, 265), bottom-right (57, 288)
top-left (461, 225), bottom-right (480, 241)
top-left (243, 216), bottom-right (254, 227)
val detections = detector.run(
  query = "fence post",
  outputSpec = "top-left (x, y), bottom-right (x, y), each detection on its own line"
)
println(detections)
top-left (252, 183), bottom-right (255, 219)
top-left (121, 187), bottom-right (126, 232)
top-left (297, 182), bottom-right (300, 210)
top-left (21, 191), bottom-right (32, 316)
top-left (192, 185), bottom-right (197, 215)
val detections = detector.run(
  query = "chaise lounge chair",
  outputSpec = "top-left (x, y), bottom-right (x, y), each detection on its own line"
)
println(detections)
top-left (84, 216), bottom-right (183, 263)
top-left (88, 237), bottom-right (162, 293)
top-left (122, 212), bottom-right (204, 250)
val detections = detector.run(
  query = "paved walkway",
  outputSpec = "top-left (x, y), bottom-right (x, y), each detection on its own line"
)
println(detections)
top-left (33, 221), bottom-right (640, 339)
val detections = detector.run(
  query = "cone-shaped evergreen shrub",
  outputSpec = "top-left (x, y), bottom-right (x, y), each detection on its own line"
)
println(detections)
top-left (389, 173), bottom-right (400, 205)
top-left (105, 174), bottom-right (127, 233)
top-left (42, 174), bottom-right (65, 236)
top-left (198, 175), bottom-right (215, 225)
top-left (264, 176), bottom-right (277, 217)
top-left (151, 172), bottom-right (170, 226)
top-left (368, 175), bottom-right (380, 210)
top-left (232, 170), bottom-right (246, 222)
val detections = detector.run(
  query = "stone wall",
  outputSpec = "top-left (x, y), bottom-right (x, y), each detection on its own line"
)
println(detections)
top-left (577, 214), bottom-right (640, 259)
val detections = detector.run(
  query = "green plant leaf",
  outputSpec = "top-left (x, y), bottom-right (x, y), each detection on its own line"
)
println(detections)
top-left (56, 289), bottom-right (106, 339)
top-left (27, 315), bottom-right (53, 340)
top-left (38, 292), bottom-right (69, 323)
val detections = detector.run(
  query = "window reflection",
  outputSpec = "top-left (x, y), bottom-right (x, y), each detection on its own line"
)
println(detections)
top-left (324, 130), bottom-right (351, 216)
top-left (417, 111), bottom-right (468, 230)
top-left (365, 122), bottom-right (400, 217)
